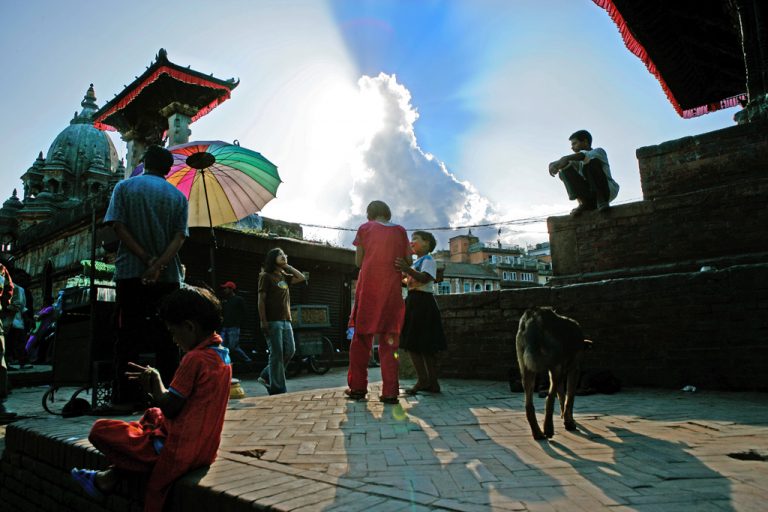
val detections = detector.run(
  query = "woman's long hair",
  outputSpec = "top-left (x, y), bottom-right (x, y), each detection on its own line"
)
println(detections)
top-left (263, 248), bottom-right (283, 273)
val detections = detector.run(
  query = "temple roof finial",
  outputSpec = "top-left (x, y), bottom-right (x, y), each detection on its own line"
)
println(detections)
top-left (72, 84), bottom-right (99, 124)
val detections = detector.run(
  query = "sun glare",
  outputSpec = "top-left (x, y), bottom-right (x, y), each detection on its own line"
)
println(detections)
top-left (260, 71), bottom-right (387, 239)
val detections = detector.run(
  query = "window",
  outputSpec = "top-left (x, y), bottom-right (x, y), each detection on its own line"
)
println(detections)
top-left (438, 281), bottom-right (451, 295)
top-left (463, 282), bottom-right (471, 293)
top-left (510, 272), bottom-right (517, 281)
top-left (485, 283), bottom-right (492, 291)
top-left (474, 283), bottom-right (482, 292)
top-left (505, 256), bottom-right (512, 264)
top-left (502, 271), bottom-right (509, 280)
top-left (521, 272), bottom-right (534, 282)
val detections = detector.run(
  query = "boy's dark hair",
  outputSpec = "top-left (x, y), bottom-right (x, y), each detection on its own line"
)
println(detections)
top-left (569, 130), bottom-right (592, 146)
top-left (366, 200), bottom-right (392, 221)
top-left (413, 230), bottom-right (436, 252)
top-left (263, 248), bottom-right (284, 273)
top-left (159, 286), bottom-right (222, 334)
top-left (143, 145), bottom-right (174, 175)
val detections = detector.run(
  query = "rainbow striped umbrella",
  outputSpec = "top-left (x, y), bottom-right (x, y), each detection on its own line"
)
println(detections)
top-left (132, 140), bottom-right (280, 228)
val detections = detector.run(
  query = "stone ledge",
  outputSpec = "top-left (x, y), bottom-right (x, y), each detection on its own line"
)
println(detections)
top-left (636, 121), bottom-right (768, 200)
top-left (0, 416), bottom-right (436, 511)
top-left (547, 178), bottom-right (768, 277)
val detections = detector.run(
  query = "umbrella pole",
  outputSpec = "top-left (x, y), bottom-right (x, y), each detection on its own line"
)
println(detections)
top-left (201, 169), bottom-right (218, 287)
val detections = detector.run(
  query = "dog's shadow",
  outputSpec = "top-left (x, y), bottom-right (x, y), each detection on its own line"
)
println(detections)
top-left (541, 424), bottom-right (735, 510)
top-left (403, 397), bottom-right (567, 506)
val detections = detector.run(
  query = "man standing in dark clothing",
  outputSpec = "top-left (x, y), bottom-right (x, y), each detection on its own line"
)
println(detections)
top-left (105, 145), bottom-right (188, 407)
top-left (220, 281), bottom-right (251, 362)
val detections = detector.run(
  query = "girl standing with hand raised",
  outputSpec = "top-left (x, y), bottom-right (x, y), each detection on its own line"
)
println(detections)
top-left (258, 248), bottom-right (306, 395)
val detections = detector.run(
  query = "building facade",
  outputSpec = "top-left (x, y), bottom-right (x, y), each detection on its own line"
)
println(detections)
top-left (435, 232), bottom-right (546, 293)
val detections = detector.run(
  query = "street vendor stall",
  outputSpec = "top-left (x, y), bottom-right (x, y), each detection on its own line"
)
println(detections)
top-left (42, 259), bottom-right (116, 415)
top-left (285, 304), bottom-right (337, 377)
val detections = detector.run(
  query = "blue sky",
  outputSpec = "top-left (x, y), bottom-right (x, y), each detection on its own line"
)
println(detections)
top-left (0, 1), bottom-right (737, 248)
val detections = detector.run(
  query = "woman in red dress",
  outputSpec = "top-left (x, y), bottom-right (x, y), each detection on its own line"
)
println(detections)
top-left (347, 200), bottom-right (411, 403)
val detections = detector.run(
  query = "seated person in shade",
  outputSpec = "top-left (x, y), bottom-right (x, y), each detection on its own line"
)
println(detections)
top-left (548, 130), bottom-right (619, 216)
top-left (70, 286), bottom-right (231, 512)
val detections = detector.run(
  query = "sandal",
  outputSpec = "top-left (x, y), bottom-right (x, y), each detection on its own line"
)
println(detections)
top-left (344, 389), bottom-right (366, 400)
top-left (405, 384), bottom-right (426, 395)
top-left (379, 395), bottom-right (399, 404)
top-left (70, 468), bottom-right (104, 499)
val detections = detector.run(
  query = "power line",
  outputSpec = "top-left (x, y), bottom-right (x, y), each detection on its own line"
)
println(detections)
top-left (297, 216), bottom-right (551, 233)
top-left (295, 196), bottom-right (643, 233)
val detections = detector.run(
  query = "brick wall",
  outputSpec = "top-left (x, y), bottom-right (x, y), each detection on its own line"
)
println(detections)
top-left (0, 418), bottom-right (209, 512)
top-left (548, 179), bottom-right (768, 278)
top-left (637, 121), bottom-right (768, 200)
top-left (436, 263), bottom-right (768, 391)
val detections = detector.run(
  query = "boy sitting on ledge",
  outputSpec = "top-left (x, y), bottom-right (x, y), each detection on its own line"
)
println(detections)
top-left (548, 129), bottom-right (620, 216)
top-left (71, 286), bottom-right (231, 512)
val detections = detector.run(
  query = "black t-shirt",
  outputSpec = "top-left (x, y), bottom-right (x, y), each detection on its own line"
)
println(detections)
top-left (221, 294), bottom-right (247, 328)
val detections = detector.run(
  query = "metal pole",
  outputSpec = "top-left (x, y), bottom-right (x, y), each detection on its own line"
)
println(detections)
top-left (200, 169), bottom-right (218, 287)
top-left (89, 205), bottom-right (97, 390)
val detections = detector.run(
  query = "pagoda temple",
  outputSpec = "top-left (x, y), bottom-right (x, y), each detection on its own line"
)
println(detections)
top-left (93, 48), bottom-right (239, 176)
top-left (594, 0), bottom-right (767, 122)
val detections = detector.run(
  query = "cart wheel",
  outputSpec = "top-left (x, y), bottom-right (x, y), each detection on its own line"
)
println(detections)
top-left (71, 387), bottom-right (91, 402)
top-left (42, 387), bottom-right (61, 416)
top-left (309, 337), bottom-right (335, 375)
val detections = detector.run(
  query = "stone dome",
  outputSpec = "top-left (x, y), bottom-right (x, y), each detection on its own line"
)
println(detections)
top-left (0, 189), bottom-right (23, 240)
top-left (44, 84), bottom-right (119, 180)
top-left (2, 189), bottom-right (24, 212)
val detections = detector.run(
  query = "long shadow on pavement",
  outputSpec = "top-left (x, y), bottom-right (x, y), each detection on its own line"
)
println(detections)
top-left (542, 424), bottom-right (735, 511)
top-left (329, 390), bottom-right (561, 510)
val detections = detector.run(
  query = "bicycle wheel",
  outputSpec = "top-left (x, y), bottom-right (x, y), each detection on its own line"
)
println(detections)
top-left (285, 359), bottom-right (302, 378)
top-left (309, 337), bottom-right (335, 375)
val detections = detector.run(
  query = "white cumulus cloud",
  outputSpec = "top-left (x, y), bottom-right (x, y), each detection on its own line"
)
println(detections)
top-left (343, 73), bottom-right (502, 248)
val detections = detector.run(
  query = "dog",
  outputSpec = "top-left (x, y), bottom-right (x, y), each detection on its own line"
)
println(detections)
top-left (515, 307), bottom-right (592, 440)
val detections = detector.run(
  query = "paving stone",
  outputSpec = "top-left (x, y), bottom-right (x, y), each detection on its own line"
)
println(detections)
top-left (3, 372), bottom-right (768, 511)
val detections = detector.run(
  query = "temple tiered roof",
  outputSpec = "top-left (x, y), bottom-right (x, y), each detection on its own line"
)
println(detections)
top-left (93, 48), bottom-right (239, 141)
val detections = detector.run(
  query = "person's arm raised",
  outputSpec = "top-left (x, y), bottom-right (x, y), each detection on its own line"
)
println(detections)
top-left (283, 264), bottom-right (306, 285)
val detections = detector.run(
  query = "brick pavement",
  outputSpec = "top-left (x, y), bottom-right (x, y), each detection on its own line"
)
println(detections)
top-left (2, 367), bottom-right (768, 511)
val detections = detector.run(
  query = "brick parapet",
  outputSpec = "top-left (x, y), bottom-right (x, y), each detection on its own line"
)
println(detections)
top-left (436, 263), bottom-right (768, 391)
top-left (636, 121), bottom-right (768, 200)
top-left (547, 178), bottom-right (768, 278)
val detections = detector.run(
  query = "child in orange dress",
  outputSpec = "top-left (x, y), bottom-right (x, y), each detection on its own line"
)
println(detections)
top-left (71, 286), bottom-right (231, 512)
